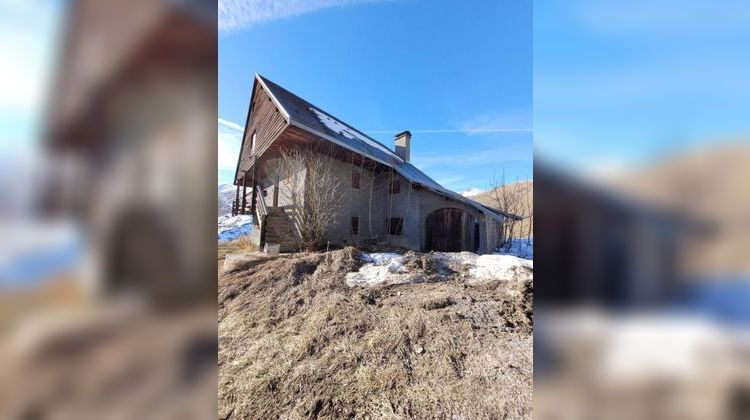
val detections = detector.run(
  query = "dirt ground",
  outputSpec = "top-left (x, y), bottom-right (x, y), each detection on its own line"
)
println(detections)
top-left (0, 303), bottom-right (218, 420)
top-left (218, 245), bottom-right (533, 419)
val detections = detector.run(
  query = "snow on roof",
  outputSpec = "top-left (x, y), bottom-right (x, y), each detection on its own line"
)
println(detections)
top-left (309, 107), bottom-right (404, 162)
top-left (255, 74), bottom-right (508, 219)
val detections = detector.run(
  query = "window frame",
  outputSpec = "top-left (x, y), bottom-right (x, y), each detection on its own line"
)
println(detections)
top-left (351, 170), bottom-right (360, 189)
top-left (251, 132), bottom-right (257, 154)
top-left (389, 180), bottom-right (401, 194)
top-left (387, 217), bottom-right (403, 235)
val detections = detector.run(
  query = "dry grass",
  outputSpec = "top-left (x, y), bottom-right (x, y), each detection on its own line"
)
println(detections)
top-left (0, 277), bottom-right (83, 339)
top-left (218, 247), bottom-right (532, 419)
top-left (218, 236), bottom-right (259, 264)
top-left (0, 303), bottom-right (218, 419)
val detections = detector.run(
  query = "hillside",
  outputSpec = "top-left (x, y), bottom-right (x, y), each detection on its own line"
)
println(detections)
top-left (469, 181), bottom-right (533, 239)
top-left (218, 184), bottom-right (236, 216)
top-left (218, 245), bottom-right (533, 418)
top-left (606, 145), bottom-right (750, 274)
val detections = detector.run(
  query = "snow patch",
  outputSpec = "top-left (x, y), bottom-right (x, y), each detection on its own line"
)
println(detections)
top-left (361, 252), bottom-right (404, 265)
top-left (496, 238), bottom-right (533, 260)
top-left (346, 253), bottom-right (423, 287)
top-left (310, 107), bottom-right (403, 162)
top-left (218, 214), bottom-right (253, 242)
top-left (599, 316), bottom-right (723, 383)
top-left (346, 251), bottom-right (532, 287)
top-left (469, 254), bottom-right (534, 284)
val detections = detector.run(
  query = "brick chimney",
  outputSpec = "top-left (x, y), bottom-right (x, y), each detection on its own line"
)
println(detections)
top-left (394, 130), bottom-right (411, 162)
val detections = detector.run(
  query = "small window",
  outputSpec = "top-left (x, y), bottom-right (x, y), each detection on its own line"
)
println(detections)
top-left (251, 132), bottom-right (257, 154)
top-left (387, 217), bottom-right (403, 235)
top-left (351, 217), bottom-right (359, 235)
top-left (389, 180), bottom-right (400, 194)
top-left (351, 171), bottom-right (360, 189)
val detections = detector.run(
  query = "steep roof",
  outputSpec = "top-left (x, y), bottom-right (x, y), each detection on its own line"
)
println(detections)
top-left (255, 74), bottom-right (510, 219)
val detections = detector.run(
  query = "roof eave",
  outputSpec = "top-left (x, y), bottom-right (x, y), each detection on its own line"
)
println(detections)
top-left (255, 73), bottom-right (291, 123)
top-left (255, 75), bottom-right (516, 219)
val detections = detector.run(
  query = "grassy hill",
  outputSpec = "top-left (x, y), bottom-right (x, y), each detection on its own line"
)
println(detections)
top-left (607, 145), bottom-right (750, 274)
top-left (218, 244), bottom-right (532, 418)
top-left (469, 180), bottom-right (533, 239)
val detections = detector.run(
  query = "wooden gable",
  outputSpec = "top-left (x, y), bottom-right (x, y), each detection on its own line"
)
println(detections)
top-left (234, 80), bottom-right (289, 184)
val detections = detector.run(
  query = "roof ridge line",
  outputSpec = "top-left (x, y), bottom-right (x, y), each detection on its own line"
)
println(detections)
top-left (256, 74), bottom-right (398, 156)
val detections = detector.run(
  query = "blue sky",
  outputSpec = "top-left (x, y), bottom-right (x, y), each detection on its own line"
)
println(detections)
top-left (218, 0), bottom-right (532, 194)
top-left (6, 1), bottom-right (750, 189)
top-left (0, 0), bottom-right (61, 155)
top-left (535, 0), bottom-right (750, 175)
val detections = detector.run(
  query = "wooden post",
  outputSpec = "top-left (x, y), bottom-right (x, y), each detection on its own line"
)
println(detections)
top-left (272, 177), bottom-right (279, 207)
top-left (241, 172), bottom-right (247, 215)
top-left (234, 184), bottom-right (240, 216)
top-left (250, 165), bottom-right (258, 220)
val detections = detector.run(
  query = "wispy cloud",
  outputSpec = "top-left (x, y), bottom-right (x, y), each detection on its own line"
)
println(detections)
top-left (458, 111), bottom-right (532, 136)
top-left (218, 118), bottom-right (244, 132)
top-left (579, 0), bottom-right (750, 35)
top-left (364, 111), bottom-right (532, 136)
top-left (365, 128), bottom-right (531, 135)
top-left (218, 118), bottom-right (244, 173)
top-left (433, 175), bottom-right (468, 191)
top-left (219, 0), bottom-right (397, 33)
top-left (412, 143), bottom-right (532, 171)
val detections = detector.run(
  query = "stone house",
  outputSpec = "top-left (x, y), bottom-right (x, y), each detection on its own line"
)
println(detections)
top-left (233, 74), bottom-right (516, 253)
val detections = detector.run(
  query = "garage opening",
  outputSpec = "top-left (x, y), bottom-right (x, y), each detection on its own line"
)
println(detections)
top-left (425, 208), bottom-right (476, 252)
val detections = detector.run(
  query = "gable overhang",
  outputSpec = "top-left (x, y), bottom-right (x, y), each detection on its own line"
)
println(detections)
top-left (255, 74), bottom-right (291, 122)
top-left (232, 74), bottom-right (292, 185)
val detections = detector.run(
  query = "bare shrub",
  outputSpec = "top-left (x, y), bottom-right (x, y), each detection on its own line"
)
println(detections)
top-left (270, 148), bottom-right (344, 251)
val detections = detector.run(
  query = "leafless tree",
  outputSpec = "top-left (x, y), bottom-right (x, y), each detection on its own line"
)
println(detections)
top-left (523, 183), bottom-right (533, 246)
top-left (488, 169), bottom-right (532, 252)
top-left (269, 148), bottom-right (344, 251)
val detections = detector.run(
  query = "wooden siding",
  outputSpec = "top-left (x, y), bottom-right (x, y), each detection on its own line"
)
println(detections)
top-left (235, 83), bottom-right (288, 183)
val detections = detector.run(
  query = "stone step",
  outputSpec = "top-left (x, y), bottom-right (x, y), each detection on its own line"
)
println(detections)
top-left (267, 228), bottom-right (294, 233)
top-left (266, 207), bottom-right (289, 216)
top-left (266, 234), bottom-right (295, 242)
top-left (266, 232), bottom-right (294, 238)
top-left (266, 229), bottom-right (295, 237)
top-left (261, 210), bottom-right (299, 253)
top-left (265, 224), bottom-right (295, 233)
top-left (266, 230), bottom-right (296, 239)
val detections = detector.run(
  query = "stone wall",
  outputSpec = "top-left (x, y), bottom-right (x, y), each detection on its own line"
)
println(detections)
top-left (257, 154), bottom-right (501, 254)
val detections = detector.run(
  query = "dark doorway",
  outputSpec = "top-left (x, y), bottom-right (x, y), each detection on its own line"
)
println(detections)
top-left (425, 208), bottom-right (465, 252)
top-left (473, 221), bottom-right (480, 252)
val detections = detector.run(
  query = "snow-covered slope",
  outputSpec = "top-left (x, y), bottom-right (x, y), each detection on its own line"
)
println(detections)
top-left (218, 184), bottom-right (236, 216)
top-left (218, 214), bottom-right (253, 242)
top-left (496, 238), bottom-right (534, 259)
top-left (217, 184), bottom-right (254, 241)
